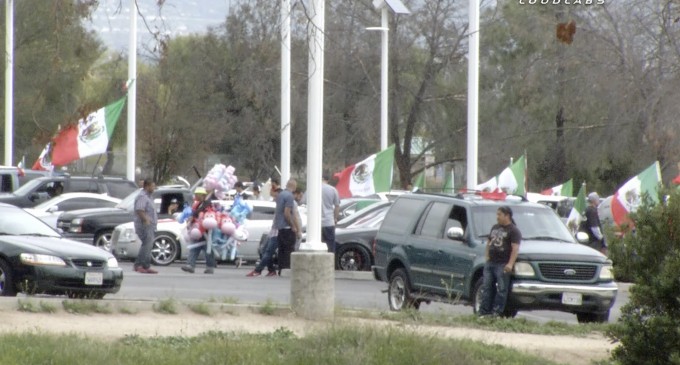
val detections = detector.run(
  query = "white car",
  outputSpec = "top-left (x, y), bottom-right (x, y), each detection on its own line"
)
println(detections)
top-left (24, 192), bottom-right (121, 229)
top-left (111, 200), bottom-right (305, 266)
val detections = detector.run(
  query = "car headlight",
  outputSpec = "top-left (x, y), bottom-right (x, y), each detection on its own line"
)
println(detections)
top-left (599, 265), bottom-right (614, 280)
top-left (123, 228), bottom-right (135, 241)
top-left (69, 218), bottom-right (83, 233)
top-left (513, 262), bottom-right (536, 277)
top-left (20, 253), bottom-right (66, 266)
top-left (107, 257), bottom-right (119, 268)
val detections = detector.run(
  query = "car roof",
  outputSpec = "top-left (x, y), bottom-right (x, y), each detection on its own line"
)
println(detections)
top-left (397, 191), bottom-right (550, 209)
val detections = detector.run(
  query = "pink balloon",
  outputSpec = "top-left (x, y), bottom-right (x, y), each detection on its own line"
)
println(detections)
top-left (190, 227), bottom-right (203, 241)
top-left (221, 221), bottom-right (236, 236)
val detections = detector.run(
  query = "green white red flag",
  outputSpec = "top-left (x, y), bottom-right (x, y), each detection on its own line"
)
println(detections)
top-left (611, 161), bottom-right (661, 226)
top-left (335, 145), bottom-right (395, 199)
top-left (541, 179), bottom-right (573, 197)
top-left (566, 182), bottom-right (586, 231)
top-left (476, 155), bottom-right (527, 196)
top-left (50, 97), bottom-right (127, 166)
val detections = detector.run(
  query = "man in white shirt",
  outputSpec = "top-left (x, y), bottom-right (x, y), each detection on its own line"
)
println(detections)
top-left (321, 174), bottom-right (340, 253)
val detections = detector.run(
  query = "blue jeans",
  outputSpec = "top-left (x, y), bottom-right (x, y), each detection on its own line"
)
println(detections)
top-left (479, 261), bottom-right (511, 316)
top-left (186, 242), bottom-right (216, 269)
top-left (255, 236), bottom-right (278, 274)
top-left (134, 224), bottom-right (155, 270)
top-left (322, 226), bottom-right (336, 253)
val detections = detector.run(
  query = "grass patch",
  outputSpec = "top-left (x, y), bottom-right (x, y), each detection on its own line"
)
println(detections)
top-left (207, 296), bottom-right (240, 304)
top-left (62, 300), bottom-right (112, 314)
top-left (118, 306), bottom-right (138, 315)
top-left (0, 325), bottom-right (558, 365)
top-left (258, 298), bottom-right (276, 316)
top-left (187, 302), bottom-right (212, 316)
top-left (153, 298), bottom-right (178, 315)
top-left (17, 299), bottom-right (57, 313)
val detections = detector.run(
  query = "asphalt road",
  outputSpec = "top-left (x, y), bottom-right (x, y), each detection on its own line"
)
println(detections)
top-left (112, 261), bottom-right (629, 324)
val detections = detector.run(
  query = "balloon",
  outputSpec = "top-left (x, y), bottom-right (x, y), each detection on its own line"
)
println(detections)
top-left (233, 226), bottom-right (249, 241)
top-left (189, 225), bottom-right (203, 241)
top-left (202, 210), bottom-right (218, 230)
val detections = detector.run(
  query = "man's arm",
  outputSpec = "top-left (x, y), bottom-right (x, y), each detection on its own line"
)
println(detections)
top-left (284, 207), bottom-right (295, 230)
top-left (136, 209), bottom-right (150, 225)
top-left (333, 204), bottom-right (340, 225)
top-left (504, 243), bottom-right (520, 273)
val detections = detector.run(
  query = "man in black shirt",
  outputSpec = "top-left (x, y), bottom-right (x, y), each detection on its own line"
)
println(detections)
top-left (479, 206), bottom-right (521, 317)
top-left (583, 192), bottom-right (607, 255)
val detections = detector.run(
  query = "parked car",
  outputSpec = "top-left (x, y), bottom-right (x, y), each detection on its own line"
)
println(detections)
top-left (338, 197), bottom-right (381, 221)
top-left (57, 186), bottom-right (193, 250)
top-left (24, 193), bottom-right (121, 229)
top-left (337, 201), bottom-right (392, 229)
top-left (526, 192), bottom-right (574, 224)
top-left (373, 192), bottom-right (618, 323)
top-left (0, 203), bottom-right (123, 298)
top-left (111, 200), bottom-right (296, 266)
top-left (0, 166), bottom-right (52, 193)
top-left (335, 206), bottom-right (388, 271)
top-left (0, 175), bottom-right (137, 208)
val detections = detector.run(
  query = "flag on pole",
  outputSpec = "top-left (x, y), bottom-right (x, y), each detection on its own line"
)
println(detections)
top-left (611, 162), bottom-right (662, 226)
top-left (541, 179), bottom-right (573, 197)
top-left (335, 145), bottom-right (395, 199)
top-left (474, 176), bottom-right (497, 192)
top-left (50, 97), bottom-right (127, 166)
top-left (497, 155), bottom-right (526, 196)
top-left (443, 169), bottom-right (454, 193)
top-left (31, 142), bottom-right (54, 171)
top-left (566, 182), bottom-right (586, 231)
top-left (413, 171), bottom-right (425, 189)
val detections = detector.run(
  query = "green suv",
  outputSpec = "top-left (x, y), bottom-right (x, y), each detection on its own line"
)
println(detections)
top-left (372, 192), bottom-right (618, 323)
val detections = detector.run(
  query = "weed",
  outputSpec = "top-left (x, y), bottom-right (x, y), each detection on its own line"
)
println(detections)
top-left (258, 298), bottom-right (276, 315)
top-left (153, 298), bottom-right (178, 315)
top-left (118, 306), bottom-right (138, 315)
top-left (187, 302), bottom-right (212, 316)
top-left (62, 300), bottom-right (111, 314)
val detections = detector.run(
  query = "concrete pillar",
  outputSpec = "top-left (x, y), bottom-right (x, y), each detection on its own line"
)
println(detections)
top-left (290, 252), bottom-right (334, 320)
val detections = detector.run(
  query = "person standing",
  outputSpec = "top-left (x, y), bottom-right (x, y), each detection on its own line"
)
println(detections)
top-left (583, 192), bottom-right (607, 255)
top-left (293, 187), bottom-right (304, 251)
top-left (479, 206), bottom-right (521, 317)
top-left (181, 187), bottom-right (217, 274)
top-left (276, 179), bottom-right (299, 275)
top-left (133, 179), bottom-right (158, 274)
top-left (321, 175), bottom-right (340, 253)
top-left (234, 181), bottom-right (249, 200)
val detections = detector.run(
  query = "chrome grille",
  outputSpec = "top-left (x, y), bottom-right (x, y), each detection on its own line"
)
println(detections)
top-left (538, 263), bottom-right (597, 281)
top-left (57, 221), bottom-right (70, 230)
top-left (71, 259), bottom-right (105, 269)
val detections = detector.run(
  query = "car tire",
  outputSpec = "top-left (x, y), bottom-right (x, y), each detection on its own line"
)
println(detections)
top-left (336, 244), bottom-right (371, 271)
top-left (0, 259), bottom-right (16, 297)
top-left (94, 231), bottom-right (113, 252)
top-left (471, 277), bottom-right (518, 318)
top-left (388, 268), bottom-right (419, 311)
top-left (151, 233), bottom-right (179, 266)
top-left (576, 310), bottom-right (609, 323)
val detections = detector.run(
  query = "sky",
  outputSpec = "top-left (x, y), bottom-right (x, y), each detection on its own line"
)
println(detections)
top-left (87, 0), bottom-right (231, 52)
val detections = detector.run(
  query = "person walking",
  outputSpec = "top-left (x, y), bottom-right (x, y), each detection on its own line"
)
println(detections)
top-left (478, 206), bottom-right (521, 317)
top-left (582, 192), bottom-right (608, 255)
top-left (321, 174), bottom-right (340, 253)
top-left (181, 187), bottom-right (217, 274)
top-left (247, 188), bottom-right (282, 277)
top-left (133, 179), bottom-right (158, 274)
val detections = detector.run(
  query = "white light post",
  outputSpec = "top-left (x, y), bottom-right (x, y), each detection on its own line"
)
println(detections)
top-left (127, 0), bottom-right (137, 182)
top-left (466, 0), bottom-right (480, 189)
top-left (369, 0), bottom-right (409, 151)
top-left (281, 0), bottom-right (291, 185)
top-left (5, 0), bottom-right (13, 166)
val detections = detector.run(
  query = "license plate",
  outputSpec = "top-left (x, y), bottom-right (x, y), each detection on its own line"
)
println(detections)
top-left (561, 292), bottom-right (582, 306)
top-left (84, 272), bottom-right (103, 286)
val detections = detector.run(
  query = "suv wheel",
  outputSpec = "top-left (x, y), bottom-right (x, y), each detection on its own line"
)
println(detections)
top-left (94, 231), bottom-right (113, 252)
top-left (576, 310), bottom-right (609, 323)
top-left (336, 244), bottom-right (371, 271)
top-left (388, 268), bottom-right (419, 311)
top-left (151, 233), bottom-right (179, 266)
top-left (471, 277), bottom-right (518, 318)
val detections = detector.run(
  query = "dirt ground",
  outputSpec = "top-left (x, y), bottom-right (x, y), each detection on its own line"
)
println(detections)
top-left (0, 308), bottom-right (614, 365)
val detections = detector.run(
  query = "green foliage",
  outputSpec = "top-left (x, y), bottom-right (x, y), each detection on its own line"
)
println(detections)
top-left (153, 298), bottom-right (178, 315)
top-left (186, 302), bottom-right (213, 316)
top-left (17, 299), bottom-right (56, 313)
top-left (608, 188), bottom-right (680, 364)
top-left (62, 300), bottom-right (112, 314)
top-left (0, 326), bottom-right (556, 365)
top-left (258, 298), bottom-right (276, 316)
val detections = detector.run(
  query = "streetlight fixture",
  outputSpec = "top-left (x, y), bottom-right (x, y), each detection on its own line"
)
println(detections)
top-left (368, 0), bottom-right (409, 151)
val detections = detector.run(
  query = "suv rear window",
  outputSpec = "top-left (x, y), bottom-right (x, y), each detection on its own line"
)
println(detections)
top-left (105, 181), bottom-right (138, 199)
top-left (69, 180), bottom-right (101, 193)
top-left (381, 198), bottom-right (427, 234)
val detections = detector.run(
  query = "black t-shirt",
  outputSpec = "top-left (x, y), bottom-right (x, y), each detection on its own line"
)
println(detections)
top-left (583, 206), bottom-right (601, 243)
top-left (487, 223), bottom-right (522, 264)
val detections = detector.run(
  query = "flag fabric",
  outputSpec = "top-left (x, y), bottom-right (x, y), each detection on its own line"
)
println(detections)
top-left (475, 176), bottom-right (497, 192)
top-left (541, 179), bottom-right (573, 197)
top-left (50, 97), bottom-right (127, 166)
top-left (413, 171), bottom-right (425, 189)
top-left (335, 145), bottom-right (395, 199)
top-left (497, 155), bottom-right (527, 196)
top-left (566, 182), bottom-right (586, 231)
top-left (611, 161), bottom-right (662, 226)
top-left (443, 169), bottom-right (454, 193)
top-left (32, 143), bottom-right (54, 171)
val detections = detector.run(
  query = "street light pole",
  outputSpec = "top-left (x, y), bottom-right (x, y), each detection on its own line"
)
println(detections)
top-left (127, 0), bottom-right (137, 182)
top-left (5, 0), bottom-right (13, 166)
top-left (379, 7), bottom-right (388, 151)
top-left (281, 0), bottom-right (291, 185)
top-left (466, 0), bottom-right (480, 189)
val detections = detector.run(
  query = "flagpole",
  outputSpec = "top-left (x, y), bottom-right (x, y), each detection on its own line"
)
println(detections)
top-left (4, 0), bottom-right (13, 166)
top-left (466, 0), bottom-right (479, 190)
top-left (126, 0), bottom-right (137, 182)
top-left (280, 0), bottom-right (291, 185)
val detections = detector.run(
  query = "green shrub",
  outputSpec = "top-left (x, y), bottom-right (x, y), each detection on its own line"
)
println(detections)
top-left (608, 188), bottom-right (680, 364)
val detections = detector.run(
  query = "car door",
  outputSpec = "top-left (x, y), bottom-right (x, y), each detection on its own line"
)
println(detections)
top-left (408, 201), bottom-right (451, 291)
top-left (432, 205), bottom-right (476, 297)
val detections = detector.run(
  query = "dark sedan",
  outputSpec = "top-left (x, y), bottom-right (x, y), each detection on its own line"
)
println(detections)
top-left (0, 204), bottom-right (123, 298)
top-left (335, 204), bottom-right (390, 271)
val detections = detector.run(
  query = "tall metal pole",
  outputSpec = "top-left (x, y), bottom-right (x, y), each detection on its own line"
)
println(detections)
top-left (300, 0), bottom-right (325, 251)
top-left (281, 0), bottom-right (291, 185)
top-left (5, 0), bottom-right (13, 166)
top-left (380, 7), bottom-right (388, 151)
top-left (466, 0), bottom-right (479, 189)
top-left (127, 0), bottom-right (137, 181)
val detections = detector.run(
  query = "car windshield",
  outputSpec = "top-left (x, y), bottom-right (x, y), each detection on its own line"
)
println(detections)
top-left (0, 206), bottom-right (61, 237)
top-left (12, 179), bottom-right (45, 196)
top-left (337, 202), bottom-right (390, 226)
top-left (117, 189), bottom-right (142, 210)
top-left (346, 209), bottom-right (387, 229)
top-left (471, 205), bottom-right (574, 242)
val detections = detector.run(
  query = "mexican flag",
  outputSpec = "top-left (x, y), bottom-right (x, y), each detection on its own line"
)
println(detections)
top-left (336, 145), bottom-right (395, 199)
top-left (611, 161), bottom-right (661, 226)
top-left (541, 179), bottom-right (573, 197)
top-left (31, 143), bottom-right (54, 171)
top-left (497, 155), bottom-right (527, 196)
top-left (413, 171), bottom-right (426, 189)
top-left (50, 97), bottom-right (127, 166)
top-left (475, 176), bottom-right (497, 192)
top-left (566, 182), bottom-right (586, 231)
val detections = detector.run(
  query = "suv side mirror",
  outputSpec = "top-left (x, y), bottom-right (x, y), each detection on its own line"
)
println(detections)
top-left (575, 231), bottom-right (589, 244)
top-left (446, 227), bottom-right (464, 240)
top-left (46, 205), bottom-right (59, 213)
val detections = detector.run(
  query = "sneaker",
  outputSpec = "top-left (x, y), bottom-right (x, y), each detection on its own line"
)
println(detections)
top-left (181, 266), bottom-right (195, 274)
top-left (266, 271), bottom-right (278, 277)
top-left (246, 270), bottom-right (261, 277)
top-left (204, 268), bottom-right (214, 274)
top-left (144, 268), bottom-right (158, 274)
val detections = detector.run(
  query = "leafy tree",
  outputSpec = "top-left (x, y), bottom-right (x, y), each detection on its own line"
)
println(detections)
top-left (608, 188), bottom-right (680, 364)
